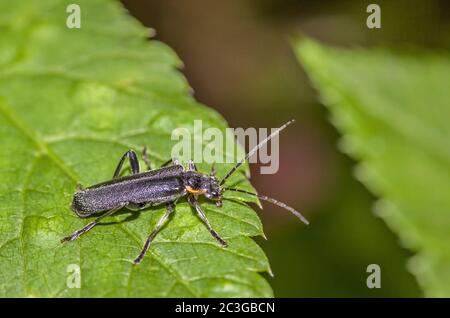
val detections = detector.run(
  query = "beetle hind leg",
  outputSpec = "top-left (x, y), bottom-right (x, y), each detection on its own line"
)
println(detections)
top-left (133, 202), bottom-right (176, 264)
top-left (61, 204), bottom-right (126, 243)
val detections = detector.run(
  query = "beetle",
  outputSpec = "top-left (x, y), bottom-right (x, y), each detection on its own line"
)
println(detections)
top-left (61, 119), bottom-right (308, 264)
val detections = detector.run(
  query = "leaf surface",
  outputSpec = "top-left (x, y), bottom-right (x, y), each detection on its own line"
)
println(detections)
top-left (0, 0), bottom-right (271, 297)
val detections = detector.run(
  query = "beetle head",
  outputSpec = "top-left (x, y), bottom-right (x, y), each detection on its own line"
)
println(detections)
top-left (184, 171), bottom-right (222, 207)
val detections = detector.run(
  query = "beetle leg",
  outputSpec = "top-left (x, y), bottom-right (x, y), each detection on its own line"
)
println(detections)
top-left (159, 157), bottom-right (181, 168)
top-left (61, 204), bottom-right (126, 243)
top-left (126, 202), bottom-right (149, 211)
top-left (187, 160), bottom-right (198, 171)
top-left (172, 157), bottom-right (180, 165)
top-left (159, 158), bottom-right (173, 168)
top-left (142, 146), bottom-right (151, 170)
top-left (187, 195), bottom-right (228, 247)
top-left (133, 202), bottom-right (176, 264)
top-left (113, 150), bottom-right (140, 178)
top-left (210, 163), bottom-right (216, 176)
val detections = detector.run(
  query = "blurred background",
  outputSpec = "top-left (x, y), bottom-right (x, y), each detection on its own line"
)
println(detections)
top-left (121, 0), bottom-right (450, 297)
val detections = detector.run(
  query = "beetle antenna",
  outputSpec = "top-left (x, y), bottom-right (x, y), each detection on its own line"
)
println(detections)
top-left (219, 119), bottom-right (295, 186)
top-left (224, 187), bottom-right (309, 225)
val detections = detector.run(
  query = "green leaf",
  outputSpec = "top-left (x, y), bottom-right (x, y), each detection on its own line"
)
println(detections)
top-left (295, 38), bottom-right (450, 297)
top-left (0, 0), bottom-right (272, 297)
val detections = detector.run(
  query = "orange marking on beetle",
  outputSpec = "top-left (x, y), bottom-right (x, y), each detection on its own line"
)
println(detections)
top-left (185, 186), bottom-right (207, 195)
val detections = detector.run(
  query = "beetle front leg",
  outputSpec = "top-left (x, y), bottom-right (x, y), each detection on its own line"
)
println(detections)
top-left (133, 202), bottom-right (176, 264)
top-left (61, 204), bottom-right (126, 243)
top-left (113, 150), bottom-right (140, 178)
top-left (187, 195), bottom-right (228, 247)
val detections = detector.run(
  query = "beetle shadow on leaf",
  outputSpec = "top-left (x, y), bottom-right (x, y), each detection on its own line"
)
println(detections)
top-left (98, 208), bottom-right (141, 225)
